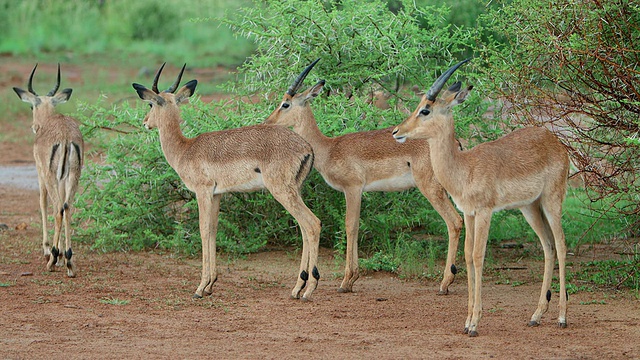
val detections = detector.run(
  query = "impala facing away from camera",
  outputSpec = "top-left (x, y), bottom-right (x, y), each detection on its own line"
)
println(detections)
top-left (13, 64), bottom-right (84, 277)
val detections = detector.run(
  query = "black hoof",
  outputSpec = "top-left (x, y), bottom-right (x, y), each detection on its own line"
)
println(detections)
top-left (463, 327), bottom-right (469, 334)
top-left (437, 289), bottom-right (449, 296)
top-left (528, 320), bottom-right (540, 327)
top-left (468, 330), bottom-right (479, 337)
top-left (192, 293), bottom-right (203, 299)
top-left (558, 322), bottom-right (567, 329)
top-left (337, 287), bottom-right (351, 293)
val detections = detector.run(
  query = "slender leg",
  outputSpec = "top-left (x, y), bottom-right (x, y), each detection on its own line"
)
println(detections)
top-left (542, 197), bottom-right (568, 328)
top-left (417, 183), bottom-right (463, 295)
top-left (463, 212), bottom-right (475, 334)
top-left (467, 209), bottom-right (492, 337)
top-left (339, 188), bottom-right (363, 293)
top-left (63, 204), bottom-right (75, 277)
top-left (520, 203), bottom-right (555, 326)
top-left (270, 187), bottom-right (321, 300)
top-left (194, 191), bottom-right (218, 298)
top-left (203, 194), bottom-right (221, 295)
top-left (39, 184), bottom-right (50, 259)
top-left (48, 201), bottom-right (64, 272)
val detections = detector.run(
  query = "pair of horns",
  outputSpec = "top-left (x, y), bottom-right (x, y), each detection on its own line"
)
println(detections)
top-left (286, 57), bottom-right (470, 99)
top-left (152, 63), bottom-right (186, 94)
top-left (27, 63), bottom-right (61, 96)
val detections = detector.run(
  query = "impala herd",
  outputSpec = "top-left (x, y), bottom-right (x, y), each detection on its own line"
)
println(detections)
top-left (12, 58), bottom-right (570, 337)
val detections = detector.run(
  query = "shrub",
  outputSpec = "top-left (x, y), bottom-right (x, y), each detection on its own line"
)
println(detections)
top-left (478, 0), bottom-right (640, 232)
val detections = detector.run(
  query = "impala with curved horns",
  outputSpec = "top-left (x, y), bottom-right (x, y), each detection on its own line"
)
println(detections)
top-left (265, 59), bottom-right (463, 294)
top-left (393, 59), bottom-right (569, 336)
top-left (13, 64), bottom-right (84, 277)
top-left (132, 63), bottom-right (322, 300)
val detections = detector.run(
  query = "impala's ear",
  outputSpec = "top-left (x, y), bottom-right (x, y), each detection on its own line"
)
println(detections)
top-left (175, 80), bottom-right (198, 104)
top-left (304, 80), bottom-right (325, 102)
top-left (51, 88), bottom-right (72, 105)
top-left (133, 83), bottom-right (165, 106)
top-left (13, 87), bottom-right (38, 105)
top-left (452, 85), bottom-right (473, 106)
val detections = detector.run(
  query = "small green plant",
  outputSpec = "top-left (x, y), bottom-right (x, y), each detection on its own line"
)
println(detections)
top-left (0, 281), bottom-right (14, 287)
top-left (99, 297), bottom-right (130, 306)
top-left (360, 251), bottom-right (399, 273)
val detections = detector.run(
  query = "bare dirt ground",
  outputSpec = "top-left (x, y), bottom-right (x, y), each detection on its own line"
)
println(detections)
top-left (1, 60), bottom-right (639, 359)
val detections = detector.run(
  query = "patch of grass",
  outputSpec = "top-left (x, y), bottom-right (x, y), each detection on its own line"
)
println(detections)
top-left (99, 297), bottom-right (130, 306)
top-left (0, 281), bottom-right (15, 287)
top-left (579, 300), bottom-right (606, 305)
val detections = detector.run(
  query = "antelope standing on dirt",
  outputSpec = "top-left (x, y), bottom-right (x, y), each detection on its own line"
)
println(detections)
top-left (13, 64), bottom-right (84, 277)
top-left (392, 60), bottom-right (569, 336)
top-left (264, 59), bottom-right (463, 294)
top-left (132, 64), bottom-right (321, 300)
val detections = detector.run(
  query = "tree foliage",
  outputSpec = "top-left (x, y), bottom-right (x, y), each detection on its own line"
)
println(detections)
top-left (480, 0), bottom-right (640, 230)
top-left (75, 0), bottom-right (485, 258)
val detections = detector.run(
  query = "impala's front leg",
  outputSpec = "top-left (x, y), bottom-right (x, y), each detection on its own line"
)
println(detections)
top-left (194, 192), bottom-right (219, 298)
top-left (463, 213), bottom-right (475, 334)
top-left (338, 188), bottom-right (362, 293)
top-left (467, 210), bottom-right (492, 337)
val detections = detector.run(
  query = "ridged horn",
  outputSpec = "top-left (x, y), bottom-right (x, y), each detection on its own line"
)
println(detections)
top-left (152, 62), bottom-right (167, 94)
top-left (47, 63), bottom-right (61, 96)
top-left (166, 63), bottom-right (186, 93)
top-left (27, 64), bottom-right (38, 95)
top-left (287, 58), bottom-right (320, 96)
top-left (425, 59), bottom-right (471, 101)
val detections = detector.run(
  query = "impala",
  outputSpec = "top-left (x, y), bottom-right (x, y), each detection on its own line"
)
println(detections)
top-left (393, 60), bottom-right (569, 336)
top-left (13, 64), bottom-right (84, 277)
top-left (265, 59), bottom-right (463, 294)
top-left (132, 64), bottom-right (321, 300)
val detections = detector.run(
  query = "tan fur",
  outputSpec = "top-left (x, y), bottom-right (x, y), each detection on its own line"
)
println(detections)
top-left (265, 80), bottom-right (463, 294)
top-left (133, 71), bottom-right (321, 300)
top-left (393, 85), bottom-right (570, 336)
top-left (13, 65), bottom-right (83, 277)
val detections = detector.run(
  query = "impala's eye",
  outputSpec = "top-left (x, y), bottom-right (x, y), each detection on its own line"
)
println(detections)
top-left (420, 108), bottom-right (430, 116)
top-left (148, 103), bottom-right (152, 108)
top-left (281, 102), bottom-right (290, 109)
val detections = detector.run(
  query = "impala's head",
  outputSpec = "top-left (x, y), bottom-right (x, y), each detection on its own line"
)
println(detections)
top-left (264, 58), bottom-right (324, 129)
top-left (392, 59), bottom-right (471, 143)
top-left (13, 64), bottom-right (73, 117)
top-left (132, 63), bottom-right (197, 130)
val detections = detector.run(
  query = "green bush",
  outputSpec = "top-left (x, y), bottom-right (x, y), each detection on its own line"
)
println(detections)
top-left (75, 0), bottom-right (485, 260)
top-left (478, 0), bottom-right (640, 231)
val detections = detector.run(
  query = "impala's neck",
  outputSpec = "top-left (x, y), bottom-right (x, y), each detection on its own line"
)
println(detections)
top-left (155, 109), bottom-right (190, 168)
top-left (294, 110), bottom-right (333, 167)
top-left (427, 118), bottom-right (466, 199)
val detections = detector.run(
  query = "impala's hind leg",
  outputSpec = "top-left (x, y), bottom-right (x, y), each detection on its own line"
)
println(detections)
top-left (416, 180), bottom-right (463, 295)
top-left (520, 202), bottom-right (555, 327)
top-left (271, 186), bottom-right (321, 300)
top-left (542, 196), bottom-right (568, 328)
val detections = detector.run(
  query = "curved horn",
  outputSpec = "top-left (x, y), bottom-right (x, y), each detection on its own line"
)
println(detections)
top-left (287, 58), bottom-right (320, 96)
top-left (425, 58), bottom-right (471, 101)
top-left (47, 63), bottom-right (61, 96)
top-left (166, 63), bottom-right (186, 93)
top-left (152, 62), bottom-right (167, 94)
top-left (27, 64), bottom-right (38, 95)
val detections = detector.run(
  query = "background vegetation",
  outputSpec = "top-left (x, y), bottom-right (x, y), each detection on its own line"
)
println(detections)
top-left (0, 0), bottom-right (636, 292)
